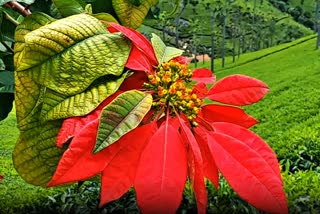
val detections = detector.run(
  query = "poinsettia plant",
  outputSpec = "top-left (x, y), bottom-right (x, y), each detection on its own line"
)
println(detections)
top-left (12, 4), bottom-right (287, 214)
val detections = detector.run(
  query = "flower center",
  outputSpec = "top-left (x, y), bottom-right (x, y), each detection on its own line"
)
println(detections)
top-left (144, 60), bottom-right (203, 122)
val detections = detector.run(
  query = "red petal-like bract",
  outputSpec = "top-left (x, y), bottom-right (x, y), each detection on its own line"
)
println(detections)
top-left (207, 132), bottom-right (288, 214)
top-left (99, 123), bottom-right (157, 206)
top-left (192, 68), bottom-right (216, 84)
top-left (107, 22), bottom-right (158, 65)
top-left (201, 104), bottom-right (257, 128)
top-left (177, 116), bottom-right (207, 214)
top-left (48, 119), bottom-right (123, 186)
top-left (172, 56), bottom-right (189, 65)
top-left (194, 127), bottom-right (219, 189)
top-left (211, 122), bottom-right (282, 181)
top-left (207, 74), bottom-right (269, 106)
top-left (119, 71), bottom-right (148, 91)
top-left (125, 45), bottom-right (153, 73)
top-left (193, 82), bottom-right (208, 98)
top-left (0, 174), bottom-right (3, 181)
top-left (134, 117), bottom-right (187, 214)
top-left (56, 92), bottom-right (122, 147)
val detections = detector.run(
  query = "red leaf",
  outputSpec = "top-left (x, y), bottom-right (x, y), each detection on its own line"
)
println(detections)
top-left (125, 45), bottom-right (153, 73)
top-left (48, 119), bottom-right (123, 186)
top-left (99, 123), bottom-right (157, 206)
top-left (107, 22), bottom-right (158, 65)
top-left (192, 68), bottom-right (216, 84)
top-left (119, 71), bottom-right (148, 91)
top-left (0, 174), bottom-right (3, 181)
top-left (56, 92), bottom-right (122, 147)
top-left (194, 127), bottom-right (219, 189)
top-left (207, 74), bottom-right (269, 106)
top-left (211, 122), bottom-right (282, 182)
top-left (200, 104), bottom-right (257, 128)
top-left (207, 132), bottom-right (288, 214)
top-left (177, 116), bottom-right (207, 214)
top-left (134, 117), bottom-right (187, 214)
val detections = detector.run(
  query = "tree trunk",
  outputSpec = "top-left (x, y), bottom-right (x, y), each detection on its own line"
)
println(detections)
top-left (221, 13), bottom-right (226, 68)
top-left (210, 11), bottom-right (215, 72)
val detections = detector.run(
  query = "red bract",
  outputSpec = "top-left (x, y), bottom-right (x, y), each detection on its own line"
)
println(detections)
top-left (50, 24), bottom-right (287, 214)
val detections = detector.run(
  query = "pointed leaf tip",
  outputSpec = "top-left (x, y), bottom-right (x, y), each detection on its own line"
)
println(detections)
top-left (94, 90), bottom-right (153, 153)
top-left (99, 122), bottom-right (157, 206)
top-left (192, 68), bottom-right (216, 84)
top-left (207, 74), bottom-right (269, 106)
top-left (207, 132), bottom-right (288, 214)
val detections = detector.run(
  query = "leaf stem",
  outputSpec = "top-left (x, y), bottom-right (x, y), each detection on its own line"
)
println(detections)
top-left (3, 12), bottom-right (19, 26)
top-left (1, 41), bottom-right (14, 53)
top-left (3, 2), bottom-right (31, 17)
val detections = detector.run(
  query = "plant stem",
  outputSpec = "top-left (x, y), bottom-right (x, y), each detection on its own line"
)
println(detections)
top-left (3, 1), bottom-right (31, 17)
top-left (1, 41), bottom-right (14, 53)
top-left (3, 12), bottom-right (19, 26)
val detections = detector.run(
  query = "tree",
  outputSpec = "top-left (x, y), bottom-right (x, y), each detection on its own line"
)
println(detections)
top-left (315, 0), bottom-right (320, 49)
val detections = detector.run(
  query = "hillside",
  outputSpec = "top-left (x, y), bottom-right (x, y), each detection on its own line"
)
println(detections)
top-left (141, 0), bottom-right (314, 57)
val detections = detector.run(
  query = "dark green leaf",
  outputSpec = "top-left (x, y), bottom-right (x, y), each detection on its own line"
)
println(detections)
top-left (52, 0), bottom-right (84, 17)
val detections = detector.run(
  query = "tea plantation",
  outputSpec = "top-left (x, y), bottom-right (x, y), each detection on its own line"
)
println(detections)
top-left (0, 35), bottom-right (319, 213)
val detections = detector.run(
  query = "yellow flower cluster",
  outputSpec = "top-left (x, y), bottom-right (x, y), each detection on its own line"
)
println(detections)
top-left (144, 60), bottom-right (202, 122)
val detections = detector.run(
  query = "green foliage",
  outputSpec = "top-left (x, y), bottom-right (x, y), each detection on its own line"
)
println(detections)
top-left (282, 170), bottom-right (320, 213)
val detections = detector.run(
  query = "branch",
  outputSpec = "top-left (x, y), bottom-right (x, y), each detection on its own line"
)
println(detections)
top-left (1, 41), bottom-right (14, 53)
top-left (3, 1), bottom-right (31, 17)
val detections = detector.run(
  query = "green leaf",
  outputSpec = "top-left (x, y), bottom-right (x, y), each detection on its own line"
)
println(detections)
top-left (92, 13), bottom-right (119, 23)
top-left (0, 71), bottom-right (14, 93)
top-left (112, 0), bottom-right (158, 29)
top-left (13, 118), bottom-right (64, 185)
top-left (0, 70), bottom-right (14, 85)
top-left (94, 90), bottom-right (153, 153)
top-left (151, 33), bottom-right (183, 64)
top-left (15, 13), bottom-right (131, 96)
top-left (52, 0), bottom-right (84, 17)
top-left (0, 0), bottom-right (36, 6)
top-left (41, 73), bottom-right (127, 121)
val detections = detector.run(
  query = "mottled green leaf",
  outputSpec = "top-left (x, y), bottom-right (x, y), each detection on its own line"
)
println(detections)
top-left (112, 0), bottom-right (158, 29)
top-left (94, 90), bottom-right (152, 153)
top-left (41, 73), bottom-right (127, 121)
top-left (151, 33), bottom-right (183, 64)
top-left (13, 12), bottom-right (131, 186)
top-left (15, 13), bottom-right (131, 96)
top-left (52, 0), bottom-right (84, 17)
top-left (13, 118), bottom-right (64, 185)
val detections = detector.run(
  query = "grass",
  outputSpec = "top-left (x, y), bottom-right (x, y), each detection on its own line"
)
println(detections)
top-left (1, 35), bottom-right (320, 212)
top-left (0, 109), bottom-right (66, 213)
